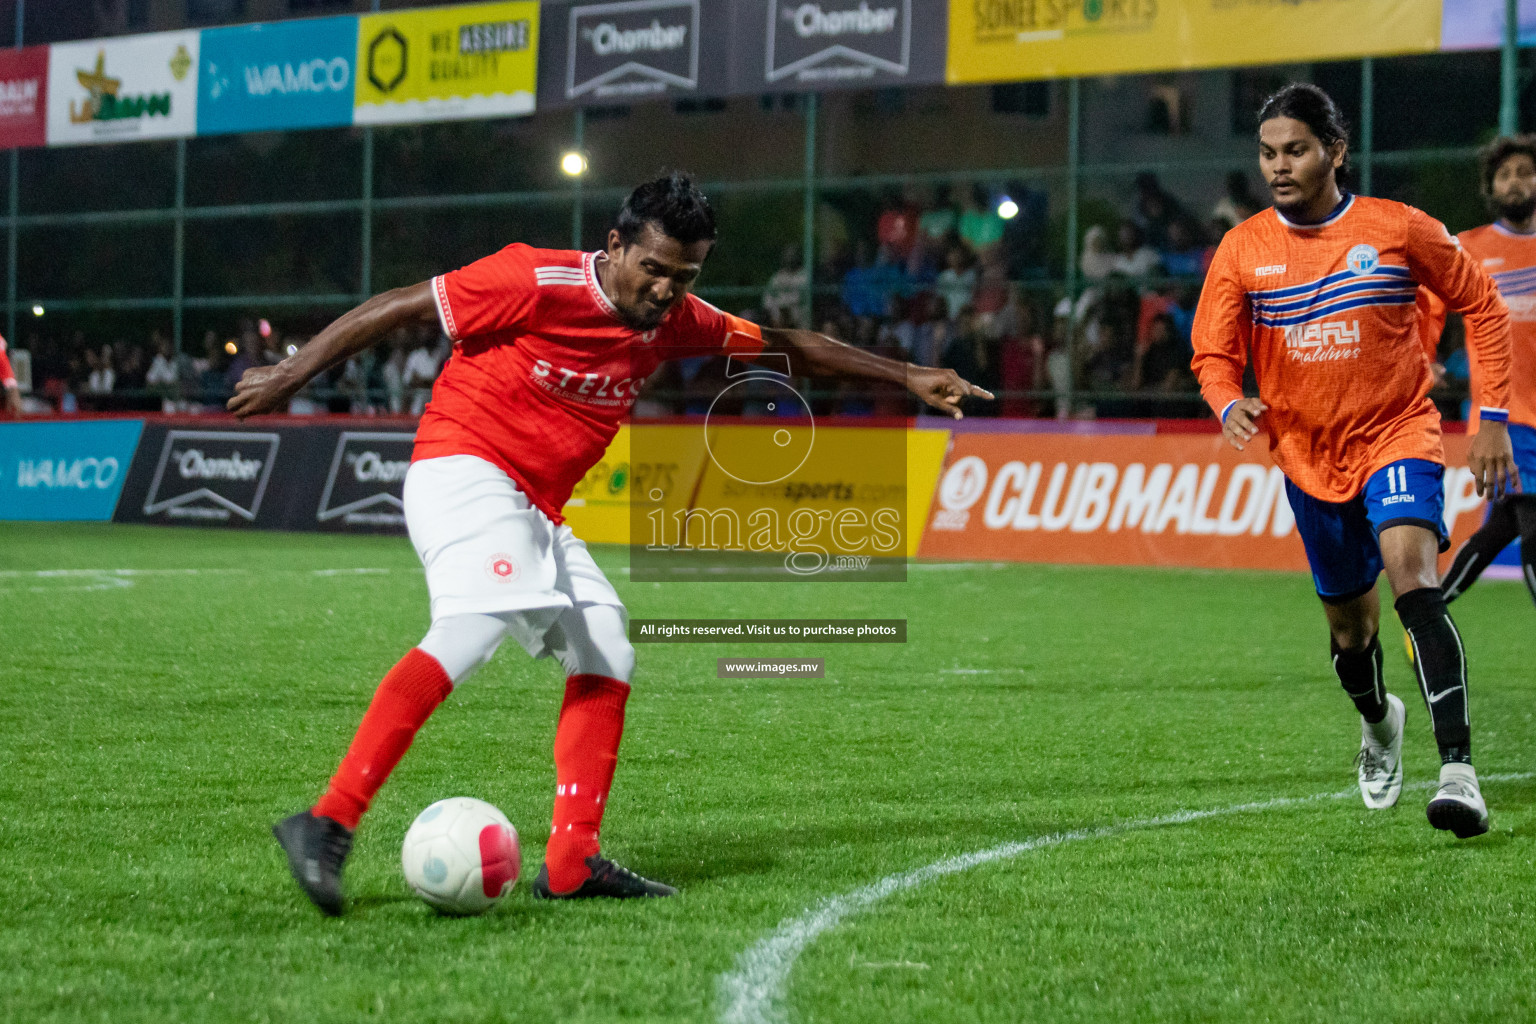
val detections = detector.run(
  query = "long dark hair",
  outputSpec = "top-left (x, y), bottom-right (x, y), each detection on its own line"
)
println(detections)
top-left (1257, 83), bottom-right (1351, 181)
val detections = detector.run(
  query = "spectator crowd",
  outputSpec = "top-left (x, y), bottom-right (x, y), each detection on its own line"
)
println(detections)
top-left (6, 168), bottom-right (1470, 421)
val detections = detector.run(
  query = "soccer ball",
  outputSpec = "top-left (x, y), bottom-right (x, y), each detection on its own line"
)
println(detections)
top-left (401, 797), bottom-right (520, 915)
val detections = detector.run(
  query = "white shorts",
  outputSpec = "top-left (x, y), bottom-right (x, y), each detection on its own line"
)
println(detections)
top-left (403, 455), bottom-right (623, 659)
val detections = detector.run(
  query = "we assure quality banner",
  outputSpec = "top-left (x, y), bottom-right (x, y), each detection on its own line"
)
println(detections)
top-left (947, 0), bottom-right (1443, 83)
top-left (354, 1), bottom-right (539, 125)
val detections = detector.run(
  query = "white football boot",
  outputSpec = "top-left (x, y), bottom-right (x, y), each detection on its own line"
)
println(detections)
top-left (1355, 693), bottom-right (1406, 810)
top-left (1427, 761), bottom-right (1490, 838)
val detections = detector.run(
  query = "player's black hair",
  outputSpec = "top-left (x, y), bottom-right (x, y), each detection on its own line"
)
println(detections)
top-left (615, 171), bottom-right (717, 247)
top-left (1479, 134), bottom-right (1536, 197)
top-left (1256, 83), bottom-right (1351, 178)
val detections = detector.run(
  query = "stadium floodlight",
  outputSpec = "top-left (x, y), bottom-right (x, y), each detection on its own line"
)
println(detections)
top-left (30, 304), bottom-right (43, 317)
top-left (224, 340), bottom-right (238, 355)
top-left (996, 197), bottom-right (1020, 220)
top-left (561, 151), bottom-right (589, 177)
top-left (286, 344), bottom-right (299, 356)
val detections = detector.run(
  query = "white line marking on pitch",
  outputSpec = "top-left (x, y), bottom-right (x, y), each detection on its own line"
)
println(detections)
top-left (717, 772), bottom-right (1535, 1024)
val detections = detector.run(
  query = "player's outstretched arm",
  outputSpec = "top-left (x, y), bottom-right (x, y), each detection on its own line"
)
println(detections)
top-left (759, 327), bottom-right (994, 420)
top-left (228, 281), bottom-right (439, 419)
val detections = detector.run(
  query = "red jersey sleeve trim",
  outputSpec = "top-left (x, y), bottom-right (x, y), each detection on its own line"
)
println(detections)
top-left (432, 274), bottom-right (460, 342)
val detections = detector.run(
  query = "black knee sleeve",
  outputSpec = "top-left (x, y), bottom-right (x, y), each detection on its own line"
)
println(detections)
top-left (1331, 633), bottom-right (1386, 723)
top-left (1396, 587), bottom-right (1471, 764)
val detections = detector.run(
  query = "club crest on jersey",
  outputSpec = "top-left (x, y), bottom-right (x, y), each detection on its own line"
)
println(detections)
top-left (638, 328), bottom-right (658, 344)
top-left (1345, 244), bottom-right (1379, 276)
top-left (484, 553), bottom-right (520, 583)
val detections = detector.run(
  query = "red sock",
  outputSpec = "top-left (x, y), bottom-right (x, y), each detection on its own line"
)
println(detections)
top-left (544, 673), bottom-right (631, 893)
top-left (312, 648), bottom-right (453, 831)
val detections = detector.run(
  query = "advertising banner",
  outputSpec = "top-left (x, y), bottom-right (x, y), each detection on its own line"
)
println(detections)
top-left (0, 420), bottom-right (144, 522)
top-left (947, 0), bottom-right (1441, 84)
top-left (919, 432), bottom-right (1490, 573)
top-left (315, 430), bottom-right (414, 530)
top-left (0, 47), bottom-right (48, 150)
top-left (539, 0), bottom-right (731, 106)
top-left (354, 1), bottom-right (539, 126)
top-left (113, 421), bottom-right (414, 532)
top-left (198, 16), bottom-right (359, 135)
top-left (47, 31), bottom-right (200, 146)
top-left (733, 0), bottom-right (948, 93)
top-left (1440, 0), bottom-right (1536, 49)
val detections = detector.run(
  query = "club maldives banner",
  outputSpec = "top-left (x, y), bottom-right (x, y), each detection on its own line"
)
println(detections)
top-left (354, 1), bottom-right (540, 125)
top-left (0, 47), bottom-right (48, 149)
top-left (47, 31), bottom-right (201, 146)
top-left (919, 431), bottom-right (1492, 573)
top-left (197, 16), bottom-right (358, 135)
top-left (947, 0), bottom-right (1443, 84)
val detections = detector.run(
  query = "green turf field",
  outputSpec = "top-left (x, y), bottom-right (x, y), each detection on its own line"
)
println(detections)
top-left (2, 522), bottom-right (1533, 1024)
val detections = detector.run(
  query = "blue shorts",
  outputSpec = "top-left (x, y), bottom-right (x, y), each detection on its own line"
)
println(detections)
top-left (1511, 423), bottom-right (1536, 491)
top-left (1285, 458), bottom-right (1448, 603)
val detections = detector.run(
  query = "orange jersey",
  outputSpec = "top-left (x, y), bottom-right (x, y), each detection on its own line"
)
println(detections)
top-left (1419, 222), bottom-right (1535, 432)
top-left (1192, 195), bottom-right (1512, 502)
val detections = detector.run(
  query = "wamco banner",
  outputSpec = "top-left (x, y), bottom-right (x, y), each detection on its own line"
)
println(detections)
top-left (947, 0), bottom-right (1441, 83)
top-left (919, 431), bottom-right (1491, 573)
top-left (0, 420), bottom-right (143, 522)
top-left (354, 0), bottom-right (540, 125)
top-left (47, 30), bottom-right (200, 145)
top-left (198, 15), bottom-right (358, 135)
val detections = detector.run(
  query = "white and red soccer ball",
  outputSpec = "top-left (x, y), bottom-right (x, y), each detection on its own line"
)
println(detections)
top-left (401, 797), bottom-right (520, 915)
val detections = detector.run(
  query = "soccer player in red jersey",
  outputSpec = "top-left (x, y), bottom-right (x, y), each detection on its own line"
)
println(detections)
top-left (230, 173), bottom-right (992, 915)
top-left (1420, 136), bottom-right (1536, 607)
top-left (1192, 85), bottom-right (1518, 837)
top-left (0, 336), bottom-right (20, 416)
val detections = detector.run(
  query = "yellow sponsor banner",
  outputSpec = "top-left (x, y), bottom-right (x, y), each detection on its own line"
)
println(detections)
top-left (355, 1), bottom-right (537, 125)
top-left (947, 0), bottom-right (1441, 83)
top-left (560, 424), bottom-right (710, 546)
top-left (559, 424), bottom-right (950, 558)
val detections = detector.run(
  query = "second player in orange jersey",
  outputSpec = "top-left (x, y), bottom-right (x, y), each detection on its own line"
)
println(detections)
top-left (1192, 84), bottom-right (1518, 837)
top-left (1419, 135), bottom-right (1536, 609)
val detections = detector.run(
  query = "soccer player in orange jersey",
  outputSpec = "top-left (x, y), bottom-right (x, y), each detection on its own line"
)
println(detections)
top-left (1192, 84), bottom-right (1518, 838)
top-left (1420, 136), bottom-right (1536, 608)
top-left (230, 174), bottom-right (992, 915)
top-left (0, 336), bottom-right (20, 416)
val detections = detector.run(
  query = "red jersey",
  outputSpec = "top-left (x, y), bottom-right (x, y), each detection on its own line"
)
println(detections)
top-left (1192, 195), bottom-right (1512, 502)
top-left (0, 336), bottom-right (14, 389)
top-left (1419, 222), bottom-right (1536, 432)
top-left (417, 245), bottom-right (765, 523)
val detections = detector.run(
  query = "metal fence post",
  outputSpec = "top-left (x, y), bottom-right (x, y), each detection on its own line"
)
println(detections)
top-left (1063, 77), bottom-right (1080, 418)
top-left (571, 106), bottom-right (585, 250)
top-left (173, 137), bottom-right (186, 353)
top-left (801, 92), bottom-right (818, 331)
top-left (361, 127), bottom-right (374, 299)
top-left (1360, 58), bottom-right (1374, 196)
top-left (6, 0), bottom-right (22, 351)
top-left (1502, 0), bottom-right (1520, 135)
